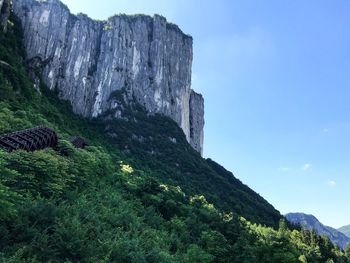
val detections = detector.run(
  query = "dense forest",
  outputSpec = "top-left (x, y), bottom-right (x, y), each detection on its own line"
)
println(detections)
top-left (0, 13), bottom-right (349, 262)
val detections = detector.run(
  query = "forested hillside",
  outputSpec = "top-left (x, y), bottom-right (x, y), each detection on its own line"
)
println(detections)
top-left (286, 213), bottom-right (350, 250)
top-left (0, 13), bottom-right (349, 262)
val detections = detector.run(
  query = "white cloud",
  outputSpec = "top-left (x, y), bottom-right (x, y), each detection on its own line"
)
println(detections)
top-left (302, 163), bottom-right (311, 171)
top-left (327, 180), bottom-right (336, 187)
top-left (278, 166), bottom-right (290, 172)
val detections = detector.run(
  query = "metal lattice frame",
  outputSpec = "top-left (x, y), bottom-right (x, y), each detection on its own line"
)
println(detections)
top-left (0, 126), bottom-right (58, 152)
top-left (70, 136), bottom-right (88, 149)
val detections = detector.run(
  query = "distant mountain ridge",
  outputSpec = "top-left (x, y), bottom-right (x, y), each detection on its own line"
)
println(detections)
top-left (286, 212), bottom-right (350, 250)
top-left (338, 225), bottom-right (350, 239)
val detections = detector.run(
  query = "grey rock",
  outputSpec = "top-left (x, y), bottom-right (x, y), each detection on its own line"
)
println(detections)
top-left (0, 0), bottom-right (10, 32)
top-left (13, 0), bottom-right (204, 154)
top-left (189, 90), bottom-right (204, 154)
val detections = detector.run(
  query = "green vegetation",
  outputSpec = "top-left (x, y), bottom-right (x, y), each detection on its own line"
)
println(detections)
top-left (0, 14), bottom-right (349, 262)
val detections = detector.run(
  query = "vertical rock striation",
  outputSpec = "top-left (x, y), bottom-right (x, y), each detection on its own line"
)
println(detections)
top-left (12, 0), bottom-right (204, 154)
top-left (189, 91), bottom-right (204, 154)
top-left (0, 0), bottom-right (10, 32)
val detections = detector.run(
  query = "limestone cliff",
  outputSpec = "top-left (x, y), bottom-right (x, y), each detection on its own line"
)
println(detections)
top-left (13, 0), bottom-right (204, 154)
top-left (189, 91), bottom-right (204, 153)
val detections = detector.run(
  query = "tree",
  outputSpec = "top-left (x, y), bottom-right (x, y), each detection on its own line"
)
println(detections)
top-left (345, 243), bottom-right (350, 259)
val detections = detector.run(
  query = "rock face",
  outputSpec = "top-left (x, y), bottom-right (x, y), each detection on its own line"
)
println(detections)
top-left (189, 91), bottom-right (204, 153)
top-left (13, 0), bottom-right (204, 154)
top-left (0, 0), bottom-right (10, 32)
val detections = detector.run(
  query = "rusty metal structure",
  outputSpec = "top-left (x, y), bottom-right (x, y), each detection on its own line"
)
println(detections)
top-left (70, 136), bottom-right (88, 149)
top-left (0, 126), bottom-right (58, 152)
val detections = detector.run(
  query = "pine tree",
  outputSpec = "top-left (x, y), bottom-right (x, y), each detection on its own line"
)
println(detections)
top-left (345, 243), bottom-right (350, 260)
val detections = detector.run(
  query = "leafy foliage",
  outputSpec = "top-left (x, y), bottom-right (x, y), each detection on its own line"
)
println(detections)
top-left (0, 13), bottom-right (348, 262)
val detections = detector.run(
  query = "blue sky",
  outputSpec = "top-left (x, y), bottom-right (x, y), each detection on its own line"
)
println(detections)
top-left (61, 0), bottom-right (350, 228)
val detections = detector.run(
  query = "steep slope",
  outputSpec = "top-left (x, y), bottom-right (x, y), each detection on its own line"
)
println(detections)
top-left (339, 225), bottom-right (350, 239)
top-left (12, 0), bottom-right (204, 154)
top-left (0, 11), bottom-right (349, 263)
top-left (286, 213), bottom-right (350, 250)
top-left (8, 0), bottom-right (282, 227)
top-left (0, 1), bottom-right (283, 226)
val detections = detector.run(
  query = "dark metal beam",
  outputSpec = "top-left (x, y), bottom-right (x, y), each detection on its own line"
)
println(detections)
top-left (0, 127), bottom-right (58, 152)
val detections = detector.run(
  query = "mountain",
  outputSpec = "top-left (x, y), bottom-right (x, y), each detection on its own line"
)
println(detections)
top-left (339, 225), bottom-right (350, 239)
top-left (0, 2), bottom-right (349, 262)
top-left (10, 0), bottom-right (283, 225)
top-left (13, 0), bottom-right (204, 154)
top-left (286, 213), bottom-right (350, 250)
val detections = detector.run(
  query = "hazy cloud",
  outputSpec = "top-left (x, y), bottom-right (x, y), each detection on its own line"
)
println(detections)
top-left (327, 180), bottom-right (336, 187)
top-left (302, 163), bottom-right (311, 171)
top-left (278, 166), bottom-right (290, 172)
